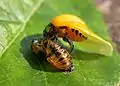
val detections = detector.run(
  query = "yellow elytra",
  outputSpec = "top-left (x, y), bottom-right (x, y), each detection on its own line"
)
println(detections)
top-left (44, 14), bottom-right (113, 56)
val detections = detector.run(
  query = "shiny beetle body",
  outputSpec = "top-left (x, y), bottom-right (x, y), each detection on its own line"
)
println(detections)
top-left (44, 14), bottom-right (88, 41)
top-left (31, 39), bottom-right (74, 72)
top-left (43, 14), bottom-right (113, 56)
top-left (43, 14), bottom-right (89, 53)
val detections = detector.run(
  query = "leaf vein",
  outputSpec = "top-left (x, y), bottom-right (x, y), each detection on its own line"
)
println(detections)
top-left (0, 0), bottom-right (44, 58)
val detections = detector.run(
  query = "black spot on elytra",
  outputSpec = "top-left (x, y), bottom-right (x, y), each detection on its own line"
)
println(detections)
top-left (82, 35), bottom-right (87, 40)
top-left (79, 33), bottom-right (82, 37)
top-left (71, 29), bottom-right (75, 32)
top-left (85, 37), bottom-right (87, 39)
top-left (75, 30), bottom-right (79, 36)
top-left (59, 26), bottom-right (68, 29)
top-left (82, 35), bottom-right (85, 38)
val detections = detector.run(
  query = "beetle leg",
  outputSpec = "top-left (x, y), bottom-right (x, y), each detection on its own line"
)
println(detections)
top-left (63, 37), bottom-right (74, 53)
top-left (54, 32), bottom-right (59, 42)
top-left (49, 32), bottom-right (59, 42)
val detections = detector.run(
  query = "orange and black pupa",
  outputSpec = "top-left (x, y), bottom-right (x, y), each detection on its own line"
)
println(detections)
top-left (31, 39), bottom-right (74, 72)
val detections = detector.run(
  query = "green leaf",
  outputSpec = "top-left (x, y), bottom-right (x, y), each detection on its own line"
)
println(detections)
top-left (0, 0), bottom-right (120, 86)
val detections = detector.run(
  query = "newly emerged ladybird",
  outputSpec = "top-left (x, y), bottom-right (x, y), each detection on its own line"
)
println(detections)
top-left (43, 14), bottom-right (113, 56)
top-left (31, 39), bottom-right (74, 72)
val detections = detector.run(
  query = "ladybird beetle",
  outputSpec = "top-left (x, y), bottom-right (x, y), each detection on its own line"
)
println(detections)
top-left (31, 39), bottom-right (74, 72)
top-left (43, 14), bottom-right (113, 56)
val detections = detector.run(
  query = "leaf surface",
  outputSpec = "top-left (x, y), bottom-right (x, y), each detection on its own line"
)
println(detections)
top-left (0, 0), bottom-right (120, 86)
